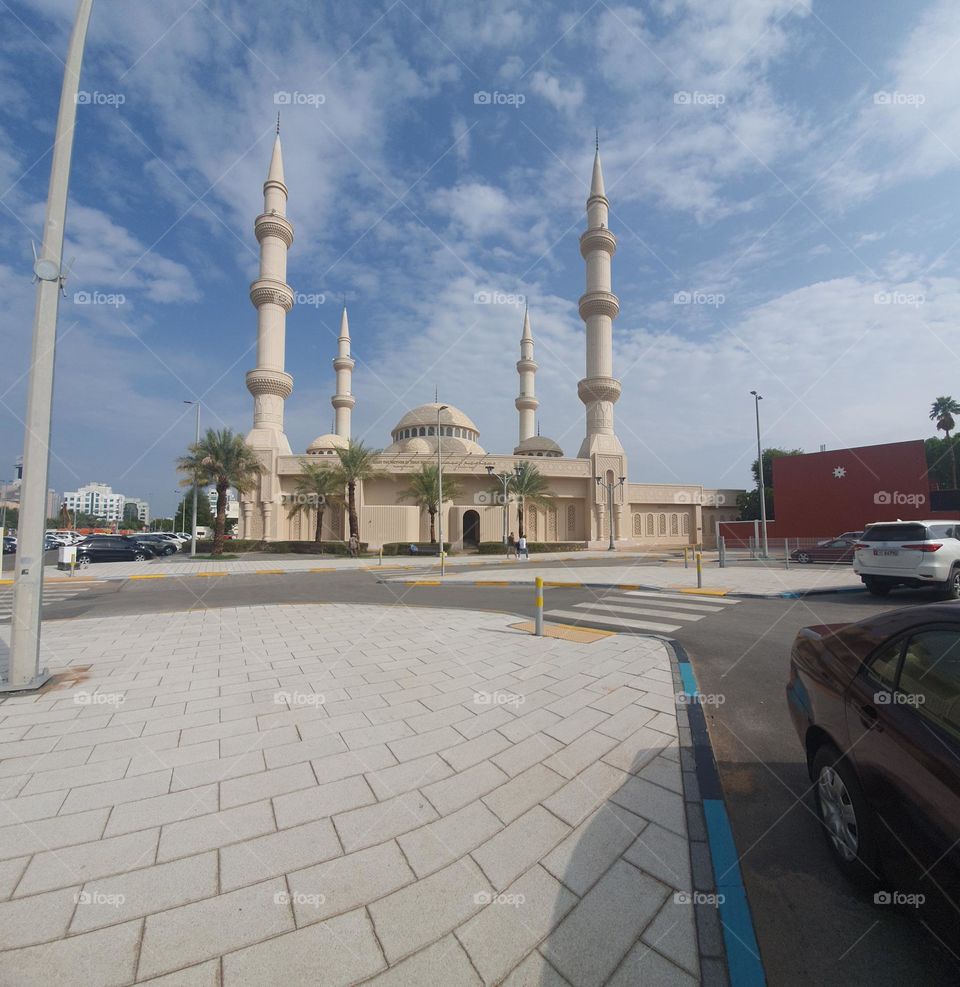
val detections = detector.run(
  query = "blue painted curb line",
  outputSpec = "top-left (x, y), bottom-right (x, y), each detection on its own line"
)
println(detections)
top-left (672, 641), bottom-right (767, 987)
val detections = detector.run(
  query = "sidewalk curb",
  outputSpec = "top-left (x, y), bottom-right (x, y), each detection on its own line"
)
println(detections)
top-left (668, 639), bottom-right (767, 987)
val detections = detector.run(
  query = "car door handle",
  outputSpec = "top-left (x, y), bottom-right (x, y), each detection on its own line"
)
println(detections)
top-left (855, 703), bottom-right (883, 732)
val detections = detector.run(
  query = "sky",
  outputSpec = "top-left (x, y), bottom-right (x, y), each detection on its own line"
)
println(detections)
top-left (2, 0), bottom-right (960, 517)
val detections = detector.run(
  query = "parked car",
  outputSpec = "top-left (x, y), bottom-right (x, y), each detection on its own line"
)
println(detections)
top-left (76, 536), bottom-right (156, 564)
top-left (2, 535), bottom-right (16, 553)
top-left (787, 603), bottom-right (960, 929)
top-left (134, 534), bottom-right (181, 555)
top-left (853, 521), bottom-right (960, 597)
top-left (818, 530), bottom-right (863, 545)
top-left (791, 538), bottom-right (858, 564)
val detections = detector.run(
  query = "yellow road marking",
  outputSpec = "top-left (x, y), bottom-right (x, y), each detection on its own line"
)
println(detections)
top-left (544, 581), bottom-right (582, 588)
top-left (128, 574), bottom-right (168, 580)
top-left (410, 580), bottom-right (441, 586)
top-left (510, 620), bottom-right (614, 642)
top-left (255, 570), bottom-right (285, 575)
top-left (474, 580), bottom-right (510, 586)
top-left (675, 587), bottom-right (730, 596)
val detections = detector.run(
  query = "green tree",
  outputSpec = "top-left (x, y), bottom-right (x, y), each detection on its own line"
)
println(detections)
top-left (331, 440), bottom-right (385, 542)
top-left (507, 461), bottom-right (553, 539)
top-left (398, 464), bottom-right (464, 543)
top-left (177, 428), bottom-right (263, 556)
top-left (1, 506), bottom-right (19, 532)
top-left (289, 461), bottom-right (342, 543)
top-left (737, 448), bottom-right (803, 521)
top-left (174, 492), bottom-right (214, 533)
top-left (929, 396), bottom-right (960, 489)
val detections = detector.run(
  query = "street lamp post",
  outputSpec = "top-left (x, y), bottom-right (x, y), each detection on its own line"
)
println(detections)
top-left (485, 466), bottom-right (514, 545)
top-left (595, 475), bottom-right (626, 551)
top-left (184, 400), bottom-right (200, 555)
top-left (750, 391), bottom-right (769, 559)
top-left (436, 405), bottom-right (448, 576)
top-left (6, 0), bottom-right (94, 692)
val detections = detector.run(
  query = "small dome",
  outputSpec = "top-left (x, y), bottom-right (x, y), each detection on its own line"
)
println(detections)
top-left (514, 436), bottom-right (563, 458)
top-left (402, 437), bottom-right (432, 454)
top-left (306, 433), bottom-right (348, 456)
top-left (387, 402), bottom-right (486, 455)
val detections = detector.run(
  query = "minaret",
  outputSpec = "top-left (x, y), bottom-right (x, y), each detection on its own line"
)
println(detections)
top-left (245, 124), bottom-right (294, 456)
top-left (514, 305), bottom-right (538, 444)
top-left (577, 139), bottom-right (624, 459)
top-left (332, 306), bottom-right (355, 440)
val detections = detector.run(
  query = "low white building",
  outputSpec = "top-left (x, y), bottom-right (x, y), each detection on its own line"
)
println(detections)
top-left (62, 482), bottom-right (149, 524)
top-left (206, 486), bottom-right (240, 522)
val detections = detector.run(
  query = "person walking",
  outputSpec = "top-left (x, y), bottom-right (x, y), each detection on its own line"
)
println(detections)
top-left (517, 534), bottom-right (528, 560)
top-left (348, 534), bottom-right (359, 558)
top-left (507, 532), bottom-right (516, 559)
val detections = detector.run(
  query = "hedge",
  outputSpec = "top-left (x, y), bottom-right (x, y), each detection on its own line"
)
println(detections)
top-left (380, 542), bottom-right (452, 556)
top-left (194, 539), bottom-right (366, 555)
top-left (478, 541), bottom-right (585, 554)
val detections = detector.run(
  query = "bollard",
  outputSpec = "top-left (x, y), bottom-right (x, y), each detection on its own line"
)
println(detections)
top-left (379, 545), bottom-right (383, 566)
top-left (683, 547), bottom-right (688, 569)
top-left (696, 551), bottom-right (703, 589)
top-left (535, 576), bottom-right (544, 637)
top-left (784, 538), bottom-right (790, 570)
top-left (719, 536), bottom-right (726, 569)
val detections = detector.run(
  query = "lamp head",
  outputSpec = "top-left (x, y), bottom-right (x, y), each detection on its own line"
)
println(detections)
top-left (595, 476), bottom-right (602, 485)
top-left (485, 465), bottom-right (493, 476)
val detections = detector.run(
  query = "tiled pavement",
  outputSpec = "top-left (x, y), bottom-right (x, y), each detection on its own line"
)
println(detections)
top-left (0, 604), bottom-right (718, 985)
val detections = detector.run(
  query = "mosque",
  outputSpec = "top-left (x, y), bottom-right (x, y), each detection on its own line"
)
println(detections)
top-left (237, 132), bottom-right (742, 549)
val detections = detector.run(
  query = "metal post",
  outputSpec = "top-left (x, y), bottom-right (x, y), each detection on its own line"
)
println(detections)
top-left (683, 547), bottom-right (688, 568)
top-left (751, 391), bottom-right (769, 558)
top-left (535, 576), bottom-right (544, 637)
top-left (696, 551), bottom-right (703, 588)
top-left (191, 401), bottom-right (200, 556)
top-left (719, 535), bottom-right (726, 568)
top-left (6, 0), bottom-right (94, 692)
top-left (437, 405), bottom-right (447, 576)
top-left (784, 538), bottom-right (790, 569)
top-left (378, 545), bottom-right (382, 566)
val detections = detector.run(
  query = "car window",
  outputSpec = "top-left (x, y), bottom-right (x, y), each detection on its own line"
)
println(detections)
top-left (861, 524), bottom-right (928, 542)
top-left (826, 540), bottom-right (849, 548)
top-left (927, 524), bottom-right (956, 539)
top-left (868, 638), bottom-right (904, 689)
top-left (897, 630), bottom-right (960, 738)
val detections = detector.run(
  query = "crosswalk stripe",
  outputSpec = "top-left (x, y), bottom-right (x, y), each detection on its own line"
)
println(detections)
top-left (543, 608), bottom-right (681, 633)
top-left (618, 590), bottom-right (739, 606)
top-left (569, 601), bottom-right (706, 622)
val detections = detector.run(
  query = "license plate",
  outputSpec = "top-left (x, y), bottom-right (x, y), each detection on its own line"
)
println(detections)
top-left (873, 549), bottom-right (898, 556)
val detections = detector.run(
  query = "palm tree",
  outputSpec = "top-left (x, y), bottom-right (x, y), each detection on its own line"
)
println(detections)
top-left (331, 439), bottom-right (385, 542)
top-left (177, 428), bottom-right (263, 556)
top-left (930, 396), bottom-right (960, 489)
top-left (290, 461), bottom-right (342, 543)
top-left (398, 464), bottom-right (464, 543)
top-left (507, 461), bottom-right (553, 539)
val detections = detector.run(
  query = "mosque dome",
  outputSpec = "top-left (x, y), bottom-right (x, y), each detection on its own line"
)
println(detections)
top-left (305, 433), bottom-right (348, 456)
top-left (514, 435), bottom-right (564, 458)
top-left (384, 402), bottom-right (486, 455)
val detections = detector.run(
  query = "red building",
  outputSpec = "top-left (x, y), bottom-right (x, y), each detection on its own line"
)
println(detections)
top-left (720, 439), bottom-right (959, 545)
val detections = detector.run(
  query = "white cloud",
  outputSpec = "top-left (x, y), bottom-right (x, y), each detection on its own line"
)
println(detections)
top-left (530, 70), bottom-right (584, 114)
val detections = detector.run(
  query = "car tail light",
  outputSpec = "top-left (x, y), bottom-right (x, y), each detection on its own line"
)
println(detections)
top-left (853, 543), bottom-right (869, 549)
top-left (901, 543), bottom-right (942, 552)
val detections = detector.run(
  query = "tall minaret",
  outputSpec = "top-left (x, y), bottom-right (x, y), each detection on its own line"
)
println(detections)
top-left (246, 123), bottom-right (294, 456)
top-left (332, 306), bottom-right (355, 440)
top-left (514, 305), bottom-right (538, 444)
top-left (577, 138), bottom-right (624, 459)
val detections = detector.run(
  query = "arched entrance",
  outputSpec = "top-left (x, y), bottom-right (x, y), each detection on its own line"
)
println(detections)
top-left (463, 509), bottom-right (480, 546)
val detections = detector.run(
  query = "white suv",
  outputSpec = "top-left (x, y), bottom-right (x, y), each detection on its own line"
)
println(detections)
top-left (853, 520), bottom-right (960, 597)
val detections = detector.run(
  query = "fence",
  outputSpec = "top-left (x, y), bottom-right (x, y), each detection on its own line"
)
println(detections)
top-left (717, 536), bottom-right (846, 568)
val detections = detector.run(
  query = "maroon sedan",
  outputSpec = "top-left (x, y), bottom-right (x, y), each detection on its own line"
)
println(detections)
top-left (787, 604), bottom-right (960, 924)
top-left (790, 538), bottom-right (857, 564)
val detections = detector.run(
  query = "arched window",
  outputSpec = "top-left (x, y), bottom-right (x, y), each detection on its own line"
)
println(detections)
top-left (646, 514), bottom-right (654, 537)
top-left (419, 427), bottom-right (426, 436)
top-left (658, 514), bottom-right (667, 536)
top-left (670, 514), bottom-right (679, 535)
top-left (633, 513), bottom-right (642, 536)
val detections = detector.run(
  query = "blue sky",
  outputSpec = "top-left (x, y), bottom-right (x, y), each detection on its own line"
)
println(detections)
top-left (2, 0), bottom-right (960, 516)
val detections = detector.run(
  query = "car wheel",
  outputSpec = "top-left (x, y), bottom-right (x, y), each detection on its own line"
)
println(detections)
top-left (134, 552), bottom-right (148, 562)
top-left (796, 551), bottom-right (811, 564)
top-left (942, 567), bottom-right (960, 601)
top-left (78, 556), bottom-right (91, 568)
top-left (812, 744), bottom-right (881, 887)
top-left (864, 577), bottom-right (890, 597)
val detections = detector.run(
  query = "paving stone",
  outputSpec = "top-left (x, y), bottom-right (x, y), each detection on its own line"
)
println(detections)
top-left (454, 705), bottom-right (516, 740)
top-left (398, 800), bottom-right (502, 877)
top-left (219, 761), bottom-right (315, 809)
top-left (490, 732), bottom-right (563, 778)
top-left (542, 761), bottom-right (630, 828)
top-left (588, 686), bottom-right (645, 715)
top-left (471, 806), bottom-right (570, 891)
top-left (138, 877), bottom-right (294, 979)
top-left (608, 940), bottom-right (698, 987)
top-left (170, 750), bottom-right (265, 791)
top-left (340, 720), bottom-right (413, 751)
top-left (0, 885), bottom-right (79, 949)
top-left (310, 744), bottom-right (396, 784)
top-left (543, 707), bottom-right (609, 746)
top-left (493, 707), bottom-right (562, 743)
top-left (262, 732), bottom-right (346, 769)
top-left (18, 757), bottom-right (129, 797)
top-left (457, 864), bottom-right (577, 985)
top-left (287, 839), bottom-right (413, 925)
top-left (0, 789), bottom-right (67, 825)
top-left (369, 857), bottom-right (491, 963)
top-left (15, 827), bottom-right (158, 896)
top-left (0, 919), bottom-right (141, 987)
top-left (138, 958), bottom-right (220, 986)
top-left (641, 893), bottom-right (700, 976)
top-left (158, 800), bottom-right (276, 862)
top-left (610, 776), bottom-right (687, 837)
top-left (595, 703), bottom-right (659, 742)
top-left (542, 803), bottom-right (649, 896)
top-left (440, 731), bottom-right (511, 772)
top-left (273, 774), bottom-right (375, 830)
top-left (501, 950), bottom-right (571, 987)
top-left (0, 856), bottom-right (28, 899)
top-left (220, 818), bottom-right (341, 892)
top-left (387, 725), bottom-right (463, 762)
top-left (88, 731), bottom-right (179, 763)
top-left (365, 753), bottom-right (453, 800)
top-left (602, 725), bottom-right (675, 774)
top-left (70, 851), bottom-right (218, 934)
top-left (334, 789), bottom-right (439, 852)
top-left (127, 740), bottom-right (221, 777)
top-left (59, 769), bottom-right (172, 814)
top-left (482, 763), bottom-right (567, 824)
top-left (222, 906), bottom-right (385, 985)
top-left (541, 860), bottom-right (670, 987)
top-left (421, 761), bottom-right (509, 816)
top-left (639, 753), bottom-right (684, 795)
top-left (364, 934), bottom-right (481, 986)
top-left (104, 784), bottom-right (219, 837)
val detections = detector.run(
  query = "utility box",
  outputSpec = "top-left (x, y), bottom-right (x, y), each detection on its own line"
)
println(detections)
top-left (57, 545), bottom-right (77, 571)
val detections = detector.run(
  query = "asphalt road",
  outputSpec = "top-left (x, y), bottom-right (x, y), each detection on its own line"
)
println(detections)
top-left (12, 564), bottom-right (958, 986)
